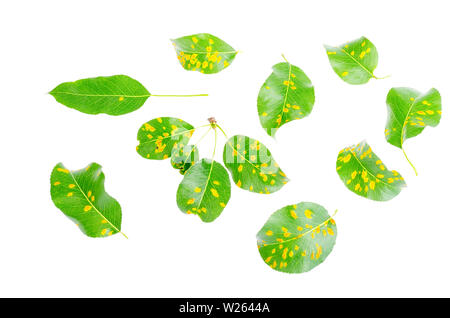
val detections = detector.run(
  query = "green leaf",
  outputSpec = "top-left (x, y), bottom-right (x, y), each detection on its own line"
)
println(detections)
top-left (171, 144), bottom-right (200, 175)
top-left (50, 162), bottom-right (124, 238)
top-left (385, 87), bottom-right (442, 174)
top-left (50, 75), bottom-right (150, 115)
top-left (257, 57), bottom-right (315, 137)
top-left (136, 117), bottom-right (194, 160)
top-left (336, 141), bottom-right (406, 201)
top-left (257, 202), bottom-right (337, 274)
top-left (172, 33), bottom-right (238, 74)
top-left (223, 135), bottom-right (289, 194)
top-left (324, 36), bottom-right (379, 85)
top-left (176, 159), bottom-right (231, 222)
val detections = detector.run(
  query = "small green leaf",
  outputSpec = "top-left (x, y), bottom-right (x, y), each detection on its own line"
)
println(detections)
top-left (257, 202), bottom-right (337, 274)
top-left (223, 135), bottom-right (288, 194)
top-left (50, 75), bottom-right (150, 115)
top-left (50, 163), bottom-right (123, 238)
top-left (385, 87), bottom-right (441, 174)
top-left (136, 117), bottom-right (194, 160)
top-left (257, 57), bottom-right (315, 137)
top-left (172, 33), bottom-right (238, 74)
top-left (324, 36), bottom-right (379, 84)
top-left (336, 141), bottom-right (406, 201)
top-left (176, 159), bottom-right (231, 222)
top-left (171, 145), bottom-right (200, 175)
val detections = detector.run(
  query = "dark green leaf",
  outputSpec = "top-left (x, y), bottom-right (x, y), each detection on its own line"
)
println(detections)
top-left (176, 159), bottom-right (231, 222)
top-left (172, 33), bottom-right (237, 74)
top-left (223, 135), bottom-right (288, 194)
top-left (171, 145), bottom-right (200, 175)
top-left (336, 141), bottom-right (406, 201)
top-left (257, 58), bottom-right (315, 137)
top-left (136, 117), bottom-right (194, 160)
top-left (50, 75), bottom-right (150, 115)
top-left (324, 36), bottom-right (379, 85)
top-left (50, 162), bottom-right (123, 238)
top-left (257, 202), bottom-right (337, 273)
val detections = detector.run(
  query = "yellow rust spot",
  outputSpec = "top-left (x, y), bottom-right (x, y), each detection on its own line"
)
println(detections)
top-left (238, 165), bottom-right (243, 172)
top-left (57, 168), bottom-right (69, 174)
top-left (342, 71), bottom-right (349, 77)
top-left (236, 180), bottom-right (242, 188)
top-left (101, 229), bottom-right (107, 235)
top-left (194, 187), bottom-right (201, 193)
top-left (210, 188), bottom-right (219, 198)
top-left (266, 230), bottom-right (273, 236)
top-left (67, 192), bottom-right (73, 197)
top-left (187, 198), bottom-right (195, 205)
top-left (53, 182), bottom-right (61, 186)
top-left (304, 209), bottom-right (313, 219)
top-left (84, 206), bottom-right (92, 212)
top-left (118, 96), bottom-right (124, 102)
top-left (220, 202), bottom-right (226, 208)
top-left (213, 180), bottom-right (220, 186)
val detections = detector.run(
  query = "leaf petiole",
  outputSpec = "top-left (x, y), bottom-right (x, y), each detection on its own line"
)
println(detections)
top-left (401, 147), bottom-right (418, 176)
top-left (151, 94), bottom-right (208, 97)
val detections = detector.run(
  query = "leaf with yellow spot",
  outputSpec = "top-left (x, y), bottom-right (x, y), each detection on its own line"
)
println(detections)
top-left (171, 144), bottom-right (200, 175)
top-left (136, 117), bottom-right (194, 160)
top-left (385, 87), bottom-right (441, 174)
top-left (336, 141), bottom-right (406, 201)
top-left (50, 163), bottom-right (123, 238)
top-left (50, 75), bottom-right (150, 115)
top-left (171, 33), bottom-right (238, 74)
top-left (257, 57), bottom-right (315, 137)
top-left (257, 202), bottom-right (337, 274)
top-left (325, 36), bottom-right (380, 85)
top-left (177, 159), bottom-right (231, 222)
top-left (223, 135), bottom-right (289, 194)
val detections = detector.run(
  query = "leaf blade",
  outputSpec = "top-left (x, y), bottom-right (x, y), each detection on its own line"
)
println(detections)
top-left (50, 163), bottom-right (122, 238)
top-left (172, 33), bottom-right (237, 74)
top-left (176, 159), bottom-right (231, 222)
top-left (325, 36), bottom-right (378, 85)
top-left (136, 117), bottom-right (195, 160)
top-left (257, 61), bottom-right (315, 137)
top-left (223, 135), bottom-right (289, 194)
top-left (336, 141), bottom-right (406, 201)
top-left (257, 202), bottom-right (337, 273)
top-left (50, 75), bottom-right (150, 115)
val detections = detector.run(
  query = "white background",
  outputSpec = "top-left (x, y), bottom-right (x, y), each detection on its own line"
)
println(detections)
top-left (1, 0), bottom-right (449, 297)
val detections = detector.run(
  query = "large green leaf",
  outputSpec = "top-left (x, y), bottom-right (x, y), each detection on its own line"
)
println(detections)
top-left (176, 159), bottom-right (231, 222)
top-left (171, 144), bottom-right (200, 175)
top-left (336, 141), bottom-right (406, 201)
top-left (257, 202), bottom-right (337, 274)
top-left (257, 58), bottom-right (315, 137)
top-left (50, 75), bottom-right (150, 115)
top-left (385, 87), bottom-right (442, 174)
top-left (136, 117), bottom-right (194, 160)
top-left (324, 36), bottom-right (379, 85)
top-left (50, 162), bottom-right (123, 238)
top-left (223, 135), bottom-right (288, 194)
top-left (172, 33), bottom-right (237, 74)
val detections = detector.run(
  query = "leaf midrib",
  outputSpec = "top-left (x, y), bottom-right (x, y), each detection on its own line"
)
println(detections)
top-left (261, 215), bottom-right (335, 247)
top-left (400, 99), bottom-right (418, 148)
top-left (348, 148), bottom-right (395, 188)
top-left (278, 62), bottom-right (293, 128)
top-left (68, 169), bottom-right (121, 234)
top-left (339, 48), bottom-right (375, 78)
top-left (51, 91), bottom-right (150, 98)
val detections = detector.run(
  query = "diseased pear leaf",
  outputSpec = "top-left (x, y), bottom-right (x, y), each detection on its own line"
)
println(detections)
top-left (385, 87), bottom-right (441, 148)
top-left (172, 33), bottom-right (237, 74)
top-left (325, 36), bottom-right (379, 85)
top-left (336, 141), bottom-right (406, 201)
top-left (257, 202), bottom-right (337, 274)
top-left (171, 144), bottom-right (200, 175)
top-left (50, 75), bottom-right (150, 115)
top-left (223, 135), bottom-right (288, 194)
top-left (50, 163), bottom-right (122, 238)
top-left (136, 117), bottom-right (194, 160)
top-left (176, 159), bottom-right (231, 222)
top-left (257, 59), bottom-right (315, 137)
